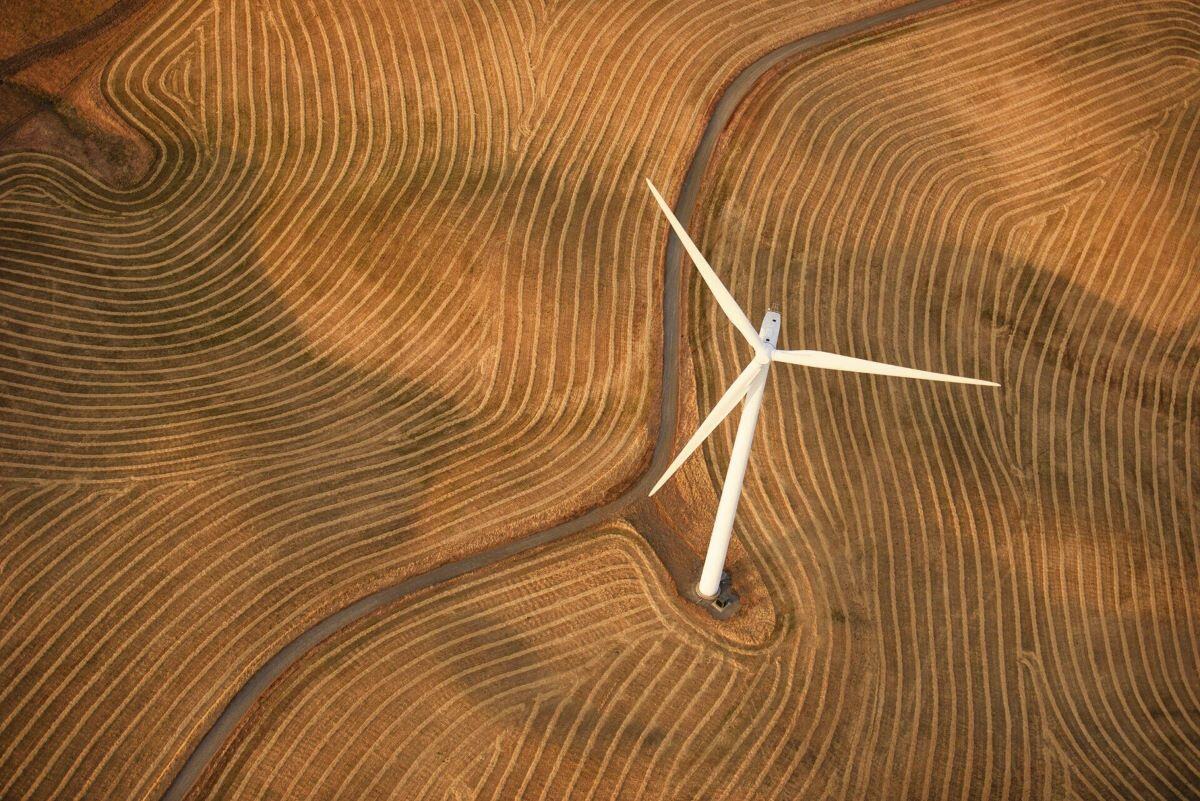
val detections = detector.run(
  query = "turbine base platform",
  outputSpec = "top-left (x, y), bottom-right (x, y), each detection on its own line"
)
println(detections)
top-left (688, 570), bottom-right (739, 620)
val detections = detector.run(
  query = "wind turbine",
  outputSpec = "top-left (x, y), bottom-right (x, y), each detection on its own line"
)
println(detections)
top-left (646, 178), bottom-right (1000, 601)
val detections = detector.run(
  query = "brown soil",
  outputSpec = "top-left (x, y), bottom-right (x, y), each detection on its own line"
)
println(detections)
top-left (0, 0), bottom-right (904, 799)
top-left (181, 1), bottom-right (1200, 799)
top-left (189, 527), bottom-right (770, 800)
top-left (0, 0), bottom-right (125, 64)
top-left (0, 0), bottom-right (163, 185)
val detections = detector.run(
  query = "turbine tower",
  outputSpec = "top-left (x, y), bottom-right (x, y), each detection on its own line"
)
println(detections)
top-left (646, 178), bottom-right (1000, 601)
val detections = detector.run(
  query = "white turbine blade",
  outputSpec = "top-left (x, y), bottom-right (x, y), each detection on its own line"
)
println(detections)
top-left (773, 349), bottom-right (1000, 387)
top-left (650, 361), bottom-right (764, 496)
top-left (646, 178), bottom-right (764, 353)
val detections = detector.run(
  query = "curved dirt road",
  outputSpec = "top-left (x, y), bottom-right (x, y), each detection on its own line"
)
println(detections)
top-left (160, 1), bottom-right (959, 797)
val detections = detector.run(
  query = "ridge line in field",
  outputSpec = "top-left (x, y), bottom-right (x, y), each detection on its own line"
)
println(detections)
top-left (158, 2), bottom-right (962, 798)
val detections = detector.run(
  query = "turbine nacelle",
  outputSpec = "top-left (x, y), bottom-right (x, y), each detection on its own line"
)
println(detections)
top-left (758, 311), bottom-right (780, 353)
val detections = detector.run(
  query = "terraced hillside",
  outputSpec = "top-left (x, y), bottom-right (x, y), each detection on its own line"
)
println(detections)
top-left (183, 1), bottom-right (1200, 799)
top-left (0, 0), bottom-right (904, 798)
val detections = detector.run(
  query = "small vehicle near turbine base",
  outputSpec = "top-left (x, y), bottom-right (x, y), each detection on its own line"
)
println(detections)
top-left (646, 178), bottom-right (1000, 602)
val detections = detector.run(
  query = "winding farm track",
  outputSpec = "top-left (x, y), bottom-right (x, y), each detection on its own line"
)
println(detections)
top-left (0, 0), bottom-right (153, 77)
top-left (182, 0), bottom-right (1200, 798)
top-left (159, 2), bottom-right (961, 797)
